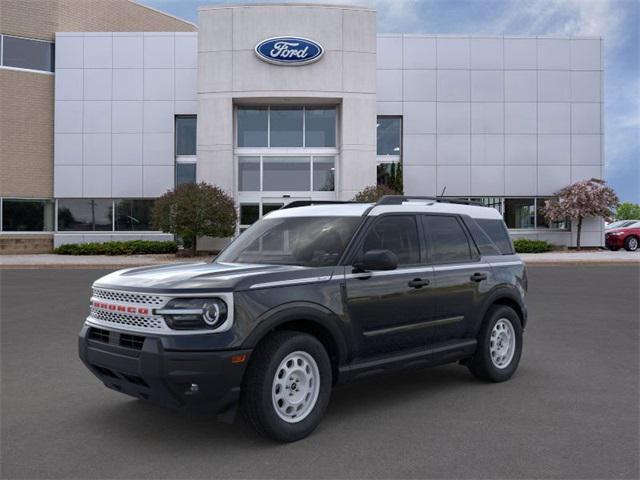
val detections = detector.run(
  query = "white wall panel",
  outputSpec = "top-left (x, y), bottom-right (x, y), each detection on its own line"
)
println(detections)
top-left (112, 134), bottom-right (143, 165)
top-left (376, 70), bottom-right (403, 101)
top-left (403, 102), bottom-right (436, 134)
top-left (471, 70), bottom-right (503, 101)
top-left (437, 103), bottom-right (470, 134)
top-left (505, 165), bottom-right (536, 195)
top-left (538, 103), bottom-right (570, 134)
top-left (437, 165), bottom-right (470, 196)
top-left (143, 166), bottom-right (174, 197)
top-left (143, 35), bottom-right (175, 68)
top-left (143, 101), bottom-right (174, 133)
top-left (437, 70), bottom-right (470, 101)
top-left (571, 39), bottom-right (602, 70)
top-left (55, 101), bottom-right (83, 133)
top-left (83, 133), bottom-right (111, 165)
top-left (436, 38), bottom-right (470, 69)
top-left (538, 70), bottom-right (570, 101)
top-left (112, 69), bottom-right (143, 100)
top-left (403, 70), bottom-right (436, 101)
top-left (471, 103), bottom-right (503, 134)
top-left (471, 165), bottom-right (504, 195)
top-left (504, 38), bottom-right (536, 69)
top-left (571, 71), bottom-right (601, 102)
top-left (403, 134), bottom-right (436, 165)
top-left (143, 133), bottom-right (174, 165)
top-left (471, 135), bottom-right (504, 165)
top-left (55, 165), bottom-right (83, 197)
top-left (55, 35), bottom-right (84, 68)
top-left (505, 103), bottom-right (536, 134)
top-left (437, 135), bottom-right (470, 164)
top-left (83, 101), bottom-right (111, 133)
top-left (377, 36), bottom-right (403, 69)
top-left (537, 39), bottom-right (570, 69)
top-left (113, 35), bottom-right (143, 68)
top-left (112, 101), bottom-right (143, 133)
top-left (470, 38), bottom-right (503, 69)
top-left (112, 165), bottom-right (143, 197)
top-left (55, 134), bottom-right (83, 165)
top-left (538, 135), bottom-right (570, 165)
top-left (83, 36), bottom-right (112, 69)
top-left (505, 135), bottom-right (537, 165)
top-left (505, 71), bottom-right (536, 102)
top-left (402, 36), bottom-right (436, 69)
top-left (571, 103), bottom-right (601, 134)
top-left (56, 69), bottom-right (83, 100)
top-left (403, 165), bottom-right (437, 195)
top-left (571, 135), bottom-right (601, 165)
top-left (83, 69), bottom-right (111, 100)
top-left (83, 165), bottom-right (112, 197)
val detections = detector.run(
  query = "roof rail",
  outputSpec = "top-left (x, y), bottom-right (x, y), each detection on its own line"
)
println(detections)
top-left (280, 200), bottom-right (357, 209)
top-left (376, 195), bottom-right (482, 206)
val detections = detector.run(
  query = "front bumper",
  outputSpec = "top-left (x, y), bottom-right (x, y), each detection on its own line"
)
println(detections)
top-left (605, 235), bottom-right (624, 248)
top-left (78, 324), bottom-right (251, 422)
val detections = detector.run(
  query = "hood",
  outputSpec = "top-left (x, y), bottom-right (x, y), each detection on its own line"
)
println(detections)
top-left (93, 261), bottom-right (312, 293)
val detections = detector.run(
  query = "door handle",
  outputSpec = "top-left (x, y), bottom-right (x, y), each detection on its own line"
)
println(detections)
top-left (408, 278), bottom-right (430, 288)
top-left (470, 272), bottom-right (488, 282)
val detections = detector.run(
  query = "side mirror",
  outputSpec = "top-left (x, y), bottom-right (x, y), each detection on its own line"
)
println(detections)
top-left (354, 249), bottom-right (398, 272)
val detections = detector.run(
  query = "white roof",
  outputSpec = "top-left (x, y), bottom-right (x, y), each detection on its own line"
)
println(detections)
top-left (265, 200), bottom-right (503, 220)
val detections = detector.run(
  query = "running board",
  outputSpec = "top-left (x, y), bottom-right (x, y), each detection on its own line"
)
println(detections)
top-left (338, 339), bottom-right (477, 383)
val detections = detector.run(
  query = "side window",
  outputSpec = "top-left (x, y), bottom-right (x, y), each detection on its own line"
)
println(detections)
top-left (360, 215), bottom-right (420, 265)
top-left (462, 217), bottom-right (501, 256)
top-left (423, 215), bottom-right (472, 264)
top-left (476, 219), bottom-right (514, 255)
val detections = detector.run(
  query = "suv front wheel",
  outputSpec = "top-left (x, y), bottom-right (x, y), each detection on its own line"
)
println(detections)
top-left (468, 305), bottom-right (523, 382)
top-left (241, 331), bottom-right (332, 442)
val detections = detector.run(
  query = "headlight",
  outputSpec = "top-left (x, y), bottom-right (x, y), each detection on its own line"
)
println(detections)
top-left (157, 298), bottom-right (228, 330)
top-left (609, 231), bottom-right (624, 236)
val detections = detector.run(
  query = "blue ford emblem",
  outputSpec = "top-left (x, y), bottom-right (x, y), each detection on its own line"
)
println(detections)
top-left (255, 37), bottom-right (324, 66)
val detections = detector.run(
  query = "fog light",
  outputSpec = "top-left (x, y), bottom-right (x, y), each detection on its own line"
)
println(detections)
top-left (185, 383), bottom-right (199, 395)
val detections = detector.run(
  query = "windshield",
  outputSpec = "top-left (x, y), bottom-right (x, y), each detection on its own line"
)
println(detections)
top-left (217, 216), bottom-right (362, 267)
top-left (607, 220), bottom-right (636, 229)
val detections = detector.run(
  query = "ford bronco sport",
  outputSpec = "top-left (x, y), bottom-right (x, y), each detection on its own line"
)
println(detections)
top-left (79, 196), bottom-right (527, 442)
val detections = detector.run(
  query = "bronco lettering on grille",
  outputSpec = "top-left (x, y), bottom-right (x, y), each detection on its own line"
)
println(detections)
top-left (91, 300), bottom-right (149, 315)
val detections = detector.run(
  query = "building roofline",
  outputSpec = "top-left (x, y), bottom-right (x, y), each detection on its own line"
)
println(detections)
top-left (198, 2), bottom-right (375, 12)
top-left (129, 0), bottom-right (198, 29)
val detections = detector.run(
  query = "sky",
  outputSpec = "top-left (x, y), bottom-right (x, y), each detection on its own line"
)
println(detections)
top-left (141, 0), bottom-right (639, 203)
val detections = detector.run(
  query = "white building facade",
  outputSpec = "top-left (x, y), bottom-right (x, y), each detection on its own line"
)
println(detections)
top-left (50, 3), bottom-right (604, 248)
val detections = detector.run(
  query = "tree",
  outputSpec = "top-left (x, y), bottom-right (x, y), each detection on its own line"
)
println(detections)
top-left (152, 182), bottom-right (237, 255)
top-left (352, 184), bottom-right (400, 203)
top-left (616, 202), bottom-right (640, 220)
top-left (542, 178), bottom-right (619, 250)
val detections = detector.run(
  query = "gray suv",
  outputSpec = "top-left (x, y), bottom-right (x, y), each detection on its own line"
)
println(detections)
top-left (79, 196), bottom-right (528, 442)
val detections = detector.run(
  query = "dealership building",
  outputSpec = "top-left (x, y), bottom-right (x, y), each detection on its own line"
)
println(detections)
top-left (0, 1), bottom-right (605, 252)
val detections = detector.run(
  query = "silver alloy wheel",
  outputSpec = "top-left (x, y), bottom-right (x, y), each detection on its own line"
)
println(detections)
top-left (628, 237), bottom-right (638, 251)
top-left (490, 318), bottom-right (516, 369)
top-left (272, 351), bottom-right (320, 423)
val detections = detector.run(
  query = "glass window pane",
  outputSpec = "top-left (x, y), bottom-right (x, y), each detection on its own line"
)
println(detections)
top-left (175, 116), bottom-right (196, 155)
top-left (57, 199), bottom-right (112, 231)
top-left (423, 215), bottom-right (472, 263)
top-left (536, 197), bottom-right (568, 229)
top-left (270, 107), bottom-right (303, 147)
top-left (476, 219), bottom-right (514, 255)
top-left (263, 156), bottom-right (310, 191)
top-left (305, 107), bottom-right (336, 147)
top-left (504, 198), bottom-right (535, 229)
top-left (2, 36), bottom-right (54, 72)
top-left (114, 199), bottom-right (155, 231)
top-left (2, 199), bottom-right (53, 231)
top-left (176, 163), bottom-right (196, 186)
top-left (360, 215), bottom-right (420, 265)
top-left (240, 204), bottom-right (259, 225)
top-left (313, 157), bottom-right (335, 191)
top-left (262, 203), bottom-right (283, 216)
top-left (237, 107), bottom-right (268, 147)
top-left (377, 117), bottom-right (401, 156)
top-left (238, 156), bottom-right (260, 191)
top-left (470, 197), bottom-right (502, 213)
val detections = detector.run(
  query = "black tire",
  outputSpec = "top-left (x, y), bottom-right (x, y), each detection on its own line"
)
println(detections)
top-left (624, 236), bottom-right (639, 251)
top-left (468, 305), bottom-right (523, 382)
top-left (241, 330), bottom-right (332, 442)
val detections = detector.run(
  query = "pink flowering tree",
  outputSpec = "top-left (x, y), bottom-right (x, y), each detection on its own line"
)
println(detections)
top-left (543, 179), bottom-right (619, 250)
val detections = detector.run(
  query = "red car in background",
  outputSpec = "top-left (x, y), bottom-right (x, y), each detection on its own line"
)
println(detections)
top-left (605, 221), bottom-right (640, 251)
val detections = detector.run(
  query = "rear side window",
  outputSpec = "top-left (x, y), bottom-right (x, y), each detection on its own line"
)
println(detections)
top-left (360, 215), bottom-right (420, 265)
top-left (422, 215), bottom-right (472, 263)
top-left (476, 219), bottom-right (514, 255)
top-left (462, 217), bottom-right (502, 256)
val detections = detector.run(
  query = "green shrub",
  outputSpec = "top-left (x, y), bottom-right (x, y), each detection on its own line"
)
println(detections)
top-left (54, 240), bottom-right (177, 256)
top-left (513, 238), bottom-right (554, 254)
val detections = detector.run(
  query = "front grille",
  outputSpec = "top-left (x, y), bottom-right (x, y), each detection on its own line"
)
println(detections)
top-left (88, 327), bottom-right (110, 343)
top-left (119, 333), bottom-right (145, 350)
top-left (92, 288), bottom-right (166, 306)
top-left (90, 307), bottom-right (164, 330)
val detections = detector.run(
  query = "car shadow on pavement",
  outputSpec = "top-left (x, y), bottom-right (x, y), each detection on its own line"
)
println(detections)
top-left (79, 362), bottom-right (483, 448)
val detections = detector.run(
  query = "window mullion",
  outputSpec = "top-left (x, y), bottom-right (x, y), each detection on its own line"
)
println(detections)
top-left (267, 106), bottom-right (271, 148)
top-left (302, 106), bottom-right (306, 148)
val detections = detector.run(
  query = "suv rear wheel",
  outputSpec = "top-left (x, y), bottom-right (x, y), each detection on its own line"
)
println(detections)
top-left (241, 331), bottom-right (332, 442)
top-left (468, 305), bottom-right (523, 382)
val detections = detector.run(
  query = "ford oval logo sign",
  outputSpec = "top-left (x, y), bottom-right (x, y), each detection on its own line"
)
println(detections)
top-left (255, 37), bottom-right (324, 66)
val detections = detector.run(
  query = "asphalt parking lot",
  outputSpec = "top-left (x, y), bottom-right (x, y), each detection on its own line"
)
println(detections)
top-left (1, 265), bottom-right (638, 479)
